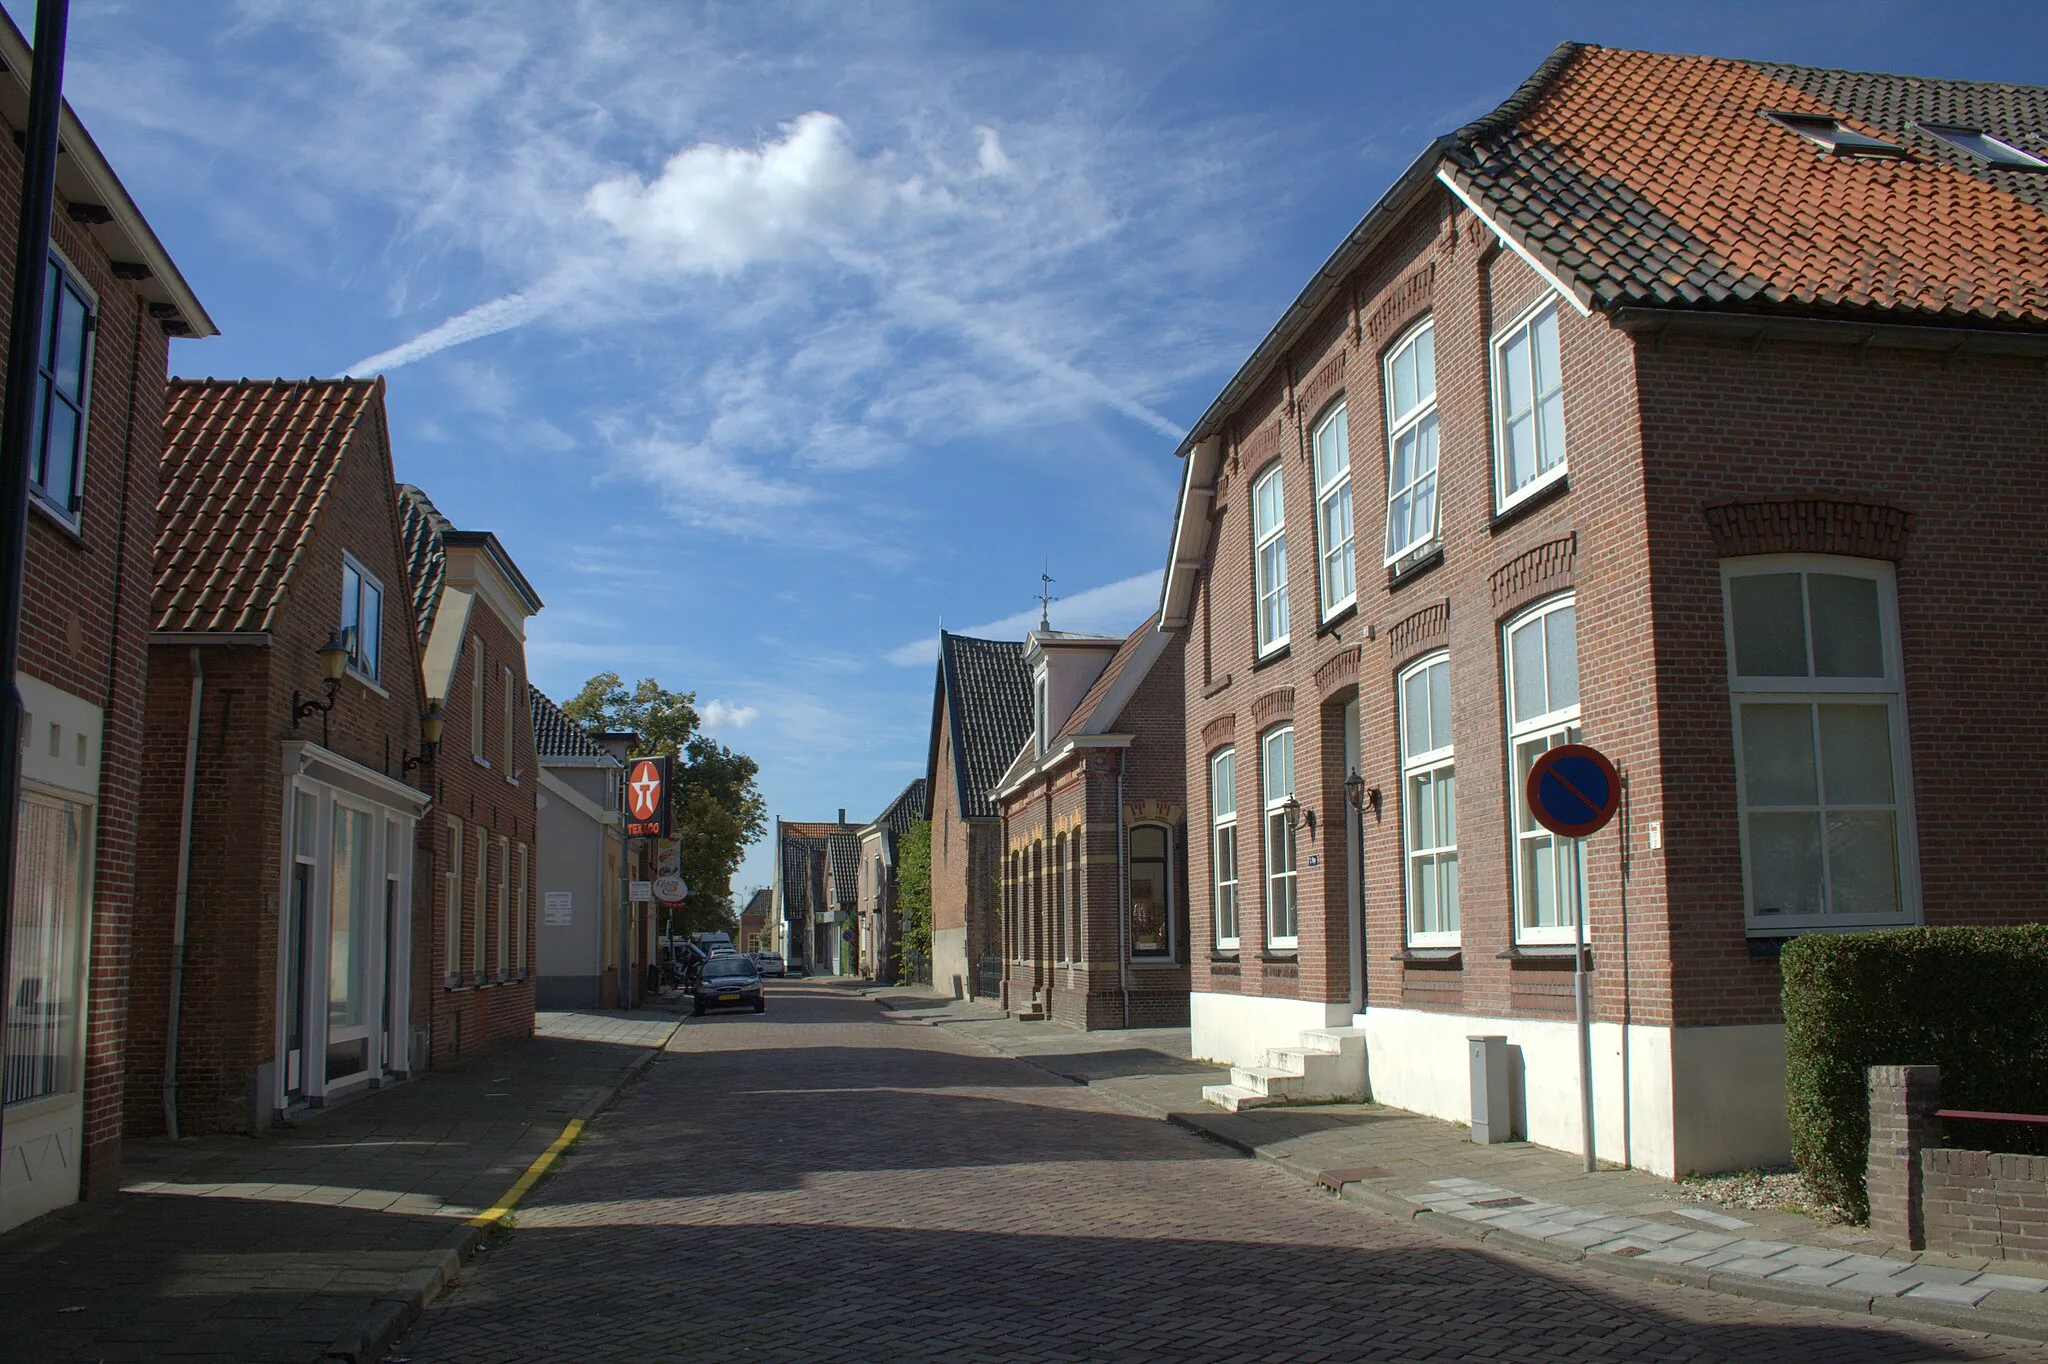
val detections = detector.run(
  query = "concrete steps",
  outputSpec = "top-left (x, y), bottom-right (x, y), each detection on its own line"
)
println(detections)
top-left (1203, 1025), bottom-right (1368, 1112)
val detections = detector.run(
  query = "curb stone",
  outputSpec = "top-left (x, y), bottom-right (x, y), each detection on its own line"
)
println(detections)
top-left (892, 995), bottom-right (2048, 1350)
top-left (328, 1023), bottom-right (678, 1364)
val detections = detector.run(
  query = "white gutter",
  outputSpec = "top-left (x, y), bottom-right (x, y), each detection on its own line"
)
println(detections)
top-left (1434, 166), bottom-right (1593, 318)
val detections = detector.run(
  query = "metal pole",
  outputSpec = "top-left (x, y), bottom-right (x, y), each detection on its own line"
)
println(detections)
top-left (0, 0), bottom-right (70, 1158)
top-left (1574, 834), bottom-right (1595, 1173)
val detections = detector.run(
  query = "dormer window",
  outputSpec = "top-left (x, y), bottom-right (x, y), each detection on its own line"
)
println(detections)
top-left (1764, 110), bottom-right (1905, 158)
top-left (1914, 122), bottom-right (2048, 170)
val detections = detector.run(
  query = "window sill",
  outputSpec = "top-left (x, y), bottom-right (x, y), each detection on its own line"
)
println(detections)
top-left (1491, 472), bottom-right (1570, 534)
top-left (1250, 644), bottom-right (1292, 673)
top-left (1393, 946), bottom-right (1461, 965)
top-left (1387, 542), bottom-right (1444, 591)
top-left (346, 668), bottom-right (390, 700)
top-left (1497, 943), bottom-right (1590, 966)
top-left (472, 756), bottom-right (493, 770)
top-left (1203, 673), bottom-right (1234, 698)
top-left (1316, 601), bottom-right (1358, 636)
top-left (28, 493), bottom-right (85, 546)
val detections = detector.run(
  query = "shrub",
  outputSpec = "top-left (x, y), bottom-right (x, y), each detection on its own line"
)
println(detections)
top-left (1781, 924), bottom-right (2048, 1220)
top-left (898, 820), bottom-right (932, 966)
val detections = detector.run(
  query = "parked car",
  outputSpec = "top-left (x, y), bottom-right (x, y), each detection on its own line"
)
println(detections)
top-left (752, 951), bottom-right (786, 977)
top-left (693, 956), bottom-right (765, 1017)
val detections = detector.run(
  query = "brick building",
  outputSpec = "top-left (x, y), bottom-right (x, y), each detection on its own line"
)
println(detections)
top-left (397, 486), bottom-right (544, 1061)
top-left (133, 379), bottom-right (426, 1141)
top-left (0, 13), bottom-right (214, 1230)
top-left (992, 616), bottom-right (1189, 1029)
top-left (1161, 44), bottom-right (2048, 1175)
top-left (855, 778), bottom-right (926, 983)
top-left (923, 633), bottom-right (1031, 1001)
top-left (736, 886), bottom-right (772, 955)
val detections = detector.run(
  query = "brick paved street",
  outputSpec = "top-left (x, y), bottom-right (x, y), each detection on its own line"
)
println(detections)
top-left (397, 984), bottom-right (2045, 1362)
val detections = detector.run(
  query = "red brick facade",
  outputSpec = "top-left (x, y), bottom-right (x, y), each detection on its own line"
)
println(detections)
top-left (996, 628), bottom-right (1189, 1029)
top-left (133, 388), bottom-right (430, 1135)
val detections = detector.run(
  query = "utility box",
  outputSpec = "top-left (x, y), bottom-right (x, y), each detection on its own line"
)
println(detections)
top-left (1469, 1034), bottom-right (1511, 1144)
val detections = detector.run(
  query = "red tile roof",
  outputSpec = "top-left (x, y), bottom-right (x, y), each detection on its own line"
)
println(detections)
top-left (1447, 45), bottom-right (2048, 325)
top-left (156, 379), bottom-right (385, 634)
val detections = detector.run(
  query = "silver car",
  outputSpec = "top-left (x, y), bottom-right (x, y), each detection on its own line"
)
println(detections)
top-left (751, 951), bottom-right (787, 977)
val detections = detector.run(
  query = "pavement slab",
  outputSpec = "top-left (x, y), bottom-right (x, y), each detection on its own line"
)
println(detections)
top-left (0, 1007), bottom-right (677, 1364)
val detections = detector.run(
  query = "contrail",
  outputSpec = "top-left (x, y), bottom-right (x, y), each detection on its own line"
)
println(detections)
top-left (340, 289), bottom-right (555, 377)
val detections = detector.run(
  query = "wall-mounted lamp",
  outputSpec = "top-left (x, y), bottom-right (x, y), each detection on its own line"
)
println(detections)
top-left (1343, 767), bottom-right (1383, 821)
top-left (402, 701), bottom-right (446, 774)
top-left (291, 630), bottom-right (350, 745)
top-left (1281, 794), bottom-right (1315, 836)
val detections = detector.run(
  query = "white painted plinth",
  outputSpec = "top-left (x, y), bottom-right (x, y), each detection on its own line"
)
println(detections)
top-left (1358, 1005), bottom-right (1791, 1178)
top-left (1191, 991), bottom-right (1353, 1070)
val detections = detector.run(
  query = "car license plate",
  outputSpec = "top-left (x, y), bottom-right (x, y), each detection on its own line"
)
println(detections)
top-left (718, 993), bottom-right (739, 1002)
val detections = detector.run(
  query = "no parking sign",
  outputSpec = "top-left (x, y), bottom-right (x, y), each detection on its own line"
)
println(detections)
top-left (1525, 743), bottom-right (1621, 839)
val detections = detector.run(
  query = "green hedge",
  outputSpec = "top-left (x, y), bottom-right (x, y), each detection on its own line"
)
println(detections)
top-left (1781, 924), bottom-right (2048, 1220)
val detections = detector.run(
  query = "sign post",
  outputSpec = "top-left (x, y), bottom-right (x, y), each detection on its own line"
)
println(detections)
top-left (1525, 742), bottom-right (1622, 1175)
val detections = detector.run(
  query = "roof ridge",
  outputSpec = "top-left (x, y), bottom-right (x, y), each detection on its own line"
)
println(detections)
top-left (1449, 40), bottom-right (1589, 160)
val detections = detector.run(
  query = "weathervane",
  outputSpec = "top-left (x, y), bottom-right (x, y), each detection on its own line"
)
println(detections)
top-left (1038, 561), bottom-right (1059, 632)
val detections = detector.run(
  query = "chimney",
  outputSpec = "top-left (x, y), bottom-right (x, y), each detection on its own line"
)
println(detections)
top-left (838, 807), bottom-right (847, 825)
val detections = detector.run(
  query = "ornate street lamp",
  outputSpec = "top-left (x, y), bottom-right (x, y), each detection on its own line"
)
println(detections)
top-left (291, 630), bottom-right (351, 745)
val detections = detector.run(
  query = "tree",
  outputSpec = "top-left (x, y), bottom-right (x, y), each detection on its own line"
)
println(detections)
top-left (898, 819), bottom-right (932, 970)
top-left (562, 673), bottom-right (767, 933)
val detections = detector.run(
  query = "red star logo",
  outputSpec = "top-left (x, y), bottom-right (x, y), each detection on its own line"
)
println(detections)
top-left (628, 760), bottom-right (662, 821)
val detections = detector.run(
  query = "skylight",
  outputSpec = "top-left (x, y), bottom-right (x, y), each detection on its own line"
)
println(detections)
top-left (1915, 122), bottom-right (2048, 170)
top-left (1764, 110), bottom-right (1906, 158)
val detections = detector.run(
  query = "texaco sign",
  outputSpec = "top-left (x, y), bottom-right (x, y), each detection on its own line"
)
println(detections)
top-left (624, 754), bottom-right (671, 839)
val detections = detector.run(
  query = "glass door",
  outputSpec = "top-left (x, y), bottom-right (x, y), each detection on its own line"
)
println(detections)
top-left (325, 804), bottom-right (375, 1088)
top-left (284, 792), bottom-right (316, 1101)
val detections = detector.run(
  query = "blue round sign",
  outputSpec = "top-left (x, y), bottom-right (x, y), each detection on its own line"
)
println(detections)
top-left (1526, 743), bottom-right (1621, 839)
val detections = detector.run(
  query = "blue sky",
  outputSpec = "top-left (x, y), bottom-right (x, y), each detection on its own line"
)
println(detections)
top-left (28, 0), bottom-right (2048, 898)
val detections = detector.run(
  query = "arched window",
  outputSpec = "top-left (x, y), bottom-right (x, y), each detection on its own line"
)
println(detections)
top-left (1053, 834), bottom-right (1068, 963)
top-left (1128, 824), bottom-right (1174, 959)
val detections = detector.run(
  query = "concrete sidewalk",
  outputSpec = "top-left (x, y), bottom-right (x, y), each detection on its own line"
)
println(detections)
top-left (0, 1009), bottom-right (678, 1364)
top-left (861, 983), bottom-right (2048, 1347)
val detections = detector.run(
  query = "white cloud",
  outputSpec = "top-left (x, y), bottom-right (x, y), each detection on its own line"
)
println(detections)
top-left (588, 112), bottom-right (901, 276)
top-left (701, 699), bottom-right (759, 730)
top-left (885, 568), bottom-right (1162, 666)
top-left (974, 126), bottom-right (1014, 178)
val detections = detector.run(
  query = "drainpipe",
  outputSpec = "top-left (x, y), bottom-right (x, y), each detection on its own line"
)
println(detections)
top-left (164, 648), bottom-right (203, 1140)
top-left (1116, 750), bottom-right (1130, 1030)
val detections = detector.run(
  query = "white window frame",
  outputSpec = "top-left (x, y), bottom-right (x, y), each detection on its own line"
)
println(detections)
top-left (1067, 832), bottom-right (1082, 964)
top-left (1252, 464), bottom-right (1290, 656)
top-left (495, 835), bottom-right (511, 981)
top-left (1382, 318), bottom-right (1441, 565)
top-left (1504, 595), bottom-right (1584, 946)
top-left (443, 816), bottom-right (463, 988)
top-left (472, 826), bottom-right (488, 982)
top-left (1491, 299), bottom-right (1567, 513)
top-left (1722, 555), bottom-right (1918, 932)
top-left (1261, 724), bottom-right (1298, 950)
top-left (1398, 651), bottom-right (1459, 947)
top-left (1034, 672), bottom-right (1049, 755)
top-left (29, 249), bottom-right (96, 526)
top-left (1312, 402), bottom-right (1355, 619)
top-left (1211, 747), bottom-right (1239, 951)
top-left (470, 639), bottom-right (488, 764)
top-left (339, 553), bottom-right (384, 685)
top-left (1053, 833), bottom-right (1068, 964)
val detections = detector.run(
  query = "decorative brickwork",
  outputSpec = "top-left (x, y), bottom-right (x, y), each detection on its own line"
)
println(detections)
top-left (1702, 498), bottom-right (1912, 561)
top-left (1366, 261), bottom-right (1436, 350)
top-left (1385, 600), bottom-right (1450, 664)
top-left (1201, 714), bottom-right (1237, 752)
top-left (1490, 534), bottom-right (1577, 612)
top-left (1295, 351), bottom-right (1346, 419)
top-left (1314, 645), bottom-right (1362, 697)
top-left (1249, 687), bottom-right (1296, 731)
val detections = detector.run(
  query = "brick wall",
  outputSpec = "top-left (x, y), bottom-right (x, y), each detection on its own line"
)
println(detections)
top-left (131, 413), bottom-right (432, 1135)
top-left (1183, 190), bottom-right (1660, 1031)
top-left (420, 562), bottom-right (541, 1065)
top-left (1868, 1064), bottom-right (2048, 1263)
top-left (0, 146), bottom-right (178, 1188)
top-left (999, 632), bottom-right (1189, 1029)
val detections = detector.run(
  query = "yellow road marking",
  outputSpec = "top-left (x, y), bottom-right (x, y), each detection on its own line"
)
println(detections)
top-left (469, 1117), bottom-right (585, 1227)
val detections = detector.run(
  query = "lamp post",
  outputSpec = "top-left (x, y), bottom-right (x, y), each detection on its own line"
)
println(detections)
top-left (0, 0), bottom-right (72, 1163)
top-left (402, 702), bottom-right (445, 775)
